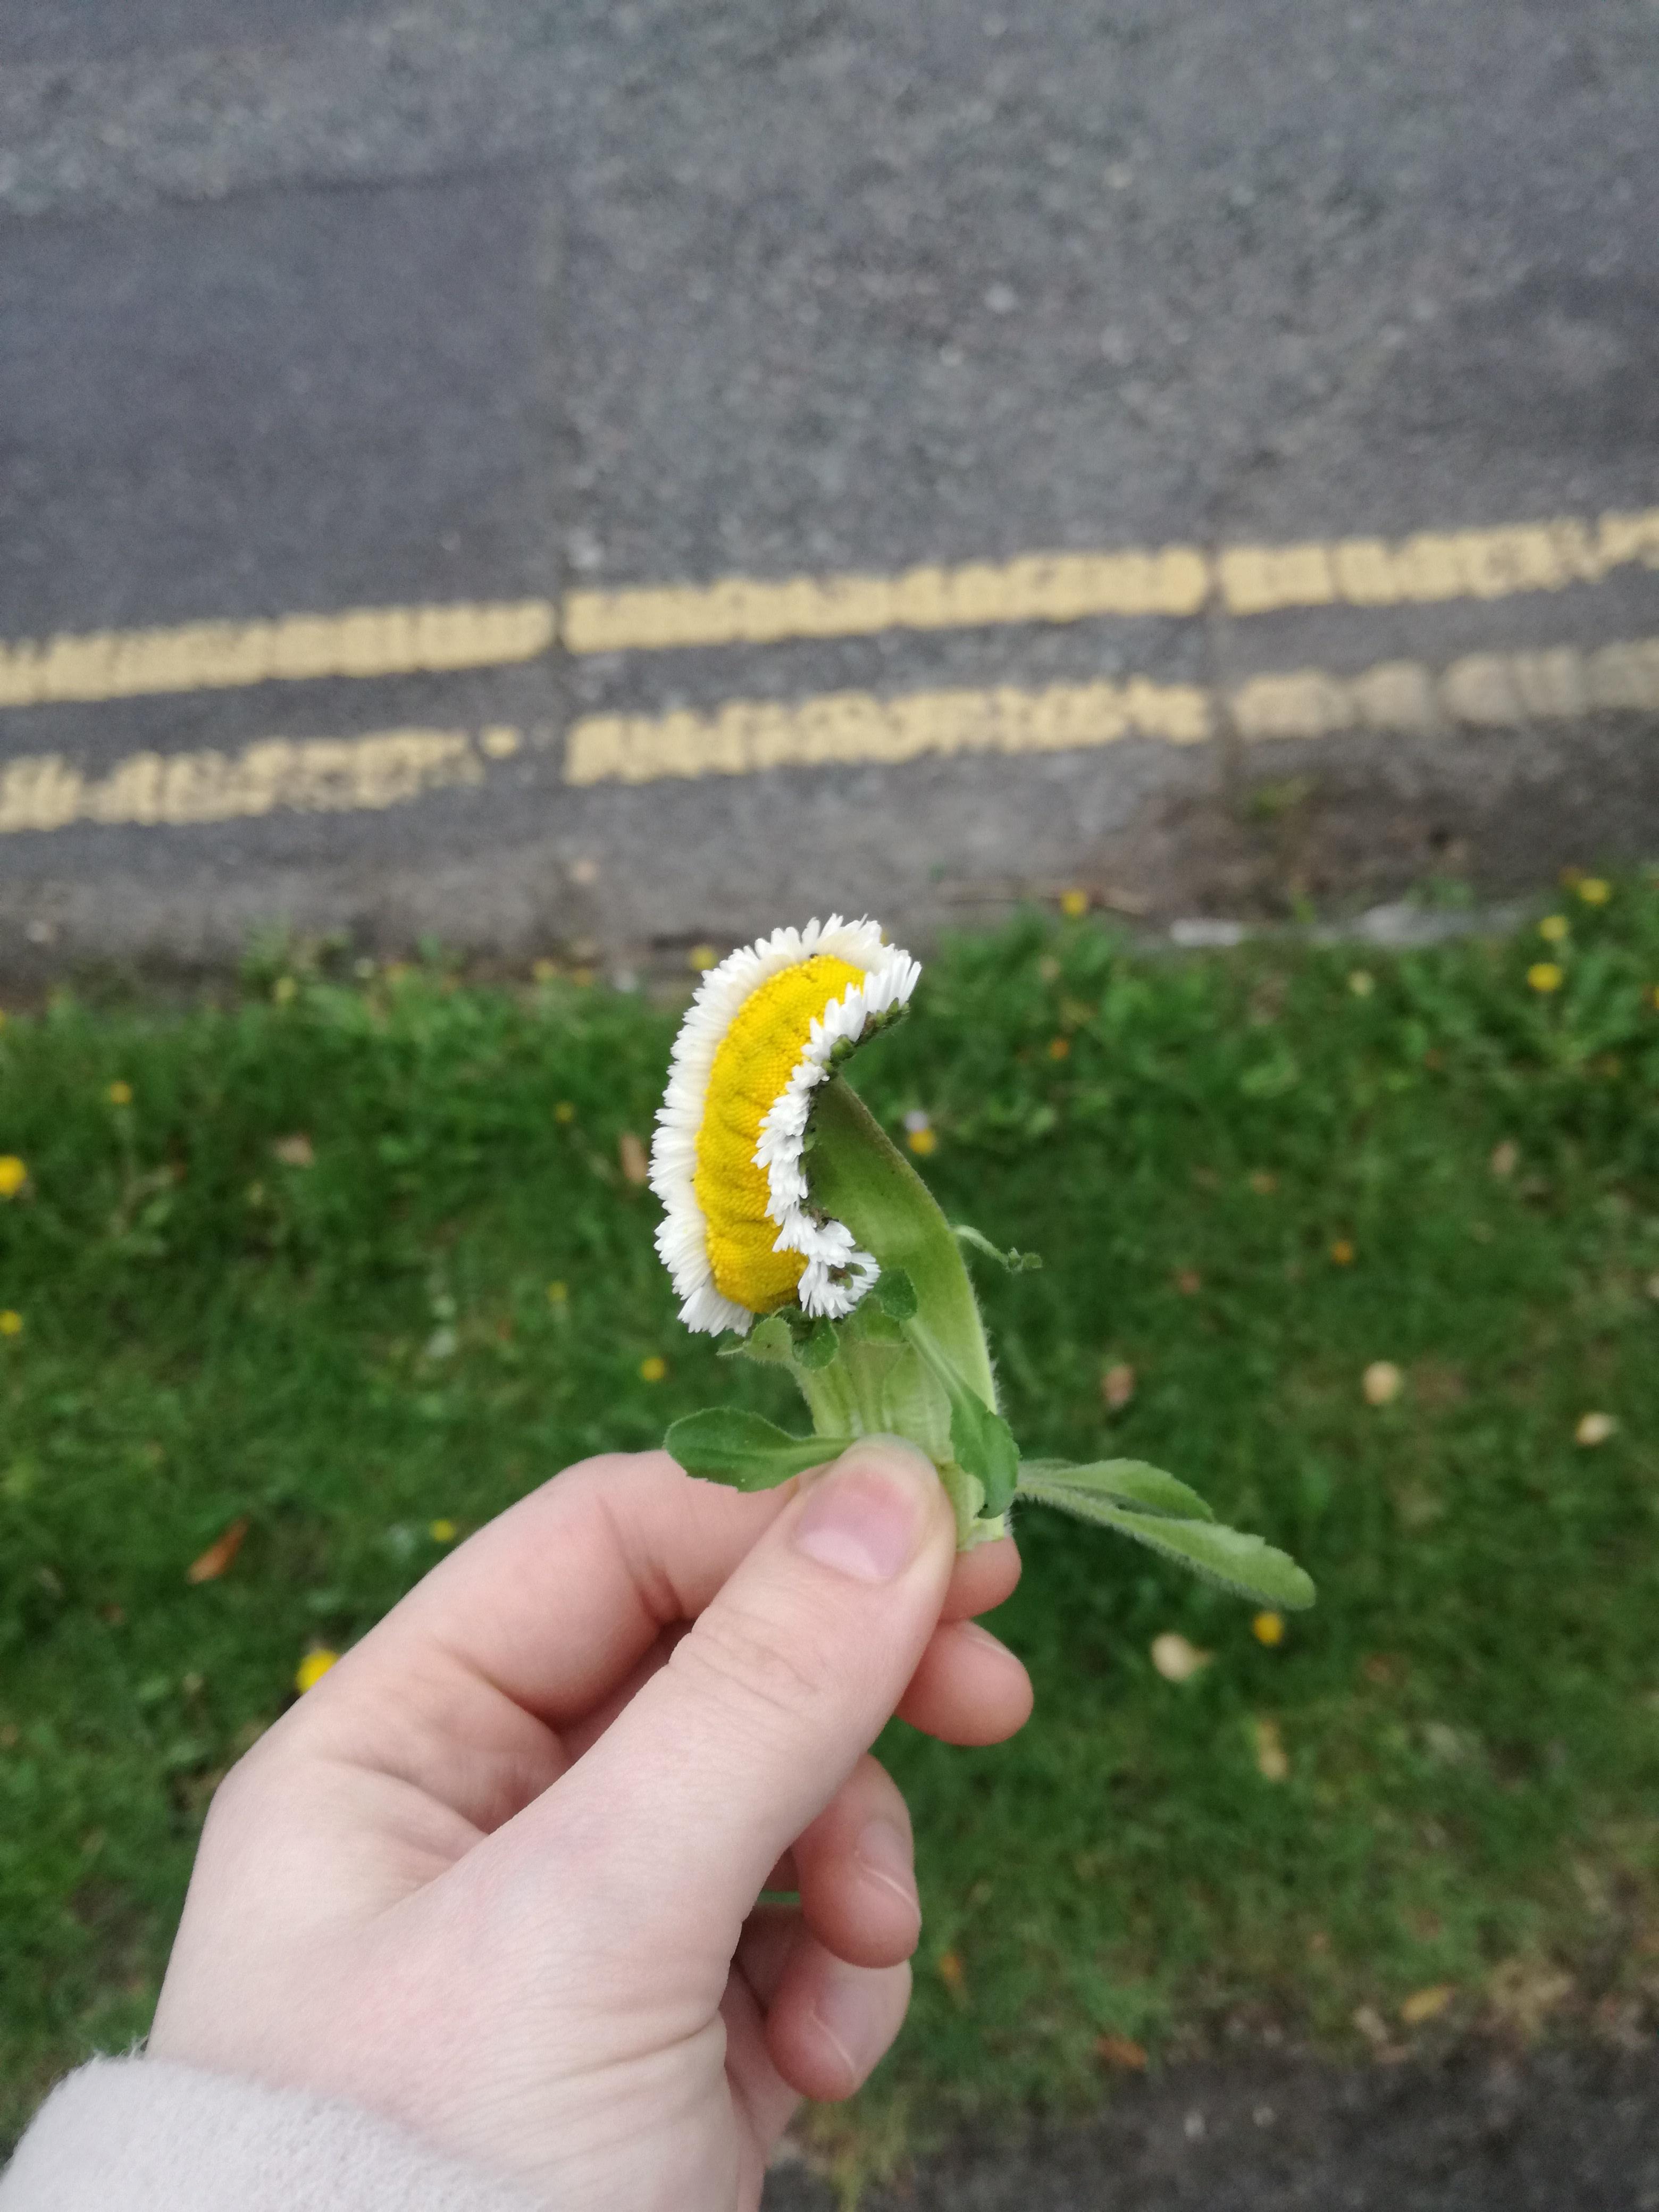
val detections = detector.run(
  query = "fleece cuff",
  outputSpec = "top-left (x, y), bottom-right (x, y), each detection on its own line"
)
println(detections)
top-left (0, 2055), bottom-right (551, 2212)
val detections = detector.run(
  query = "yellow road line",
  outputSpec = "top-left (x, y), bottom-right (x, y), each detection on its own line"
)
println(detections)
top-left (566, 507), bottom-right (1659, 653)
top-left (3, 505), bottom-right (1656, 713)
top-left (0, 727), bottom-right (504, 834)
top-left (567, 636), bottom-right (1659, 786)
top-left (5, 634), bottom-right (1657, 832)
top-left (565, 678), bottom-right (1211, 784)
top-left (0, 600), bottom-right (554, 711)
top-left (565, 548), bottom-right (1212, 651)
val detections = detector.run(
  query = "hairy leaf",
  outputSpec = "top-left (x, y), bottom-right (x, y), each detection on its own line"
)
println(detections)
top-left (665, 1409), bottom-right (851, 1491)
top-left (1018, 1457), bottom-right (1216, 1522)
top-left (1018, 1474), bottom-right (1315, 1608)
top-left (952, 1224), bottom-right (1043, 1273)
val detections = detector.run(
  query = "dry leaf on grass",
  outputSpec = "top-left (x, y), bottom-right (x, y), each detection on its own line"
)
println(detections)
top-left (1151, 1632), bottom-right (1211, 1683)
top-left (1101, 1363), bottom-right (1136, 1410)
top-left (936, 1951), bottom-right (969, 2008)
top-left (1400, 1983), bottom-right (1456, 2027)
top-left (618, 1132), bottom-right (649, 1185)
top-left (1576, 1411), bottom-right (1618, 1446)
top-left (1363, 1361), bottom-right (1403, 1406)
top-left (187, 1516), bottom-right (249, 1584)
top-left (1097, 2033), bottom-right (1147, 2071)
top-left (272, 1134), bottom-right (315, 1168)
top-left (1486, 1958), bottom-right (1574, 2041)
top-left (1252, 1716), bottom-right (1290, 1781)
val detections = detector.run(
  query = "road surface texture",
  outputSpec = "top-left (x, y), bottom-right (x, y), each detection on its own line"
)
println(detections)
top-left (1, 0), bottom-right (1657, 981)
top-left (760, 2046), bottom-right (1659, 2211)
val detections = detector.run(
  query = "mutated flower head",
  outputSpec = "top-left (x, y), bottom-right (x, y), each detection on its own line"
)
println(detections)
top-left (651, 916), bottom-right (920, 1335)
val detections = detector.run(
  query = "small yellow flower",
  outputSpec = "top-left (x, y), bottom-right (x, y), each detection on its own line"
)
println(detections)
top-left (1059, 888), bottom-right (1090, 920)
top-left (1330, 1239), bottom-right (1355, 1267)
top-left (0, 1157), bottom-right (26, 1200)
top-left (1537, 915), bottom-right (1569, 944)
top-left (1048, 1035), bottom-right (1071, 1061)
top-left (1576, 878), bottom-right (1611, 907)
top-left (546, 1280), bottom-right (569, 1306)
top-left (569, 967), bottom-right (596, 989)
top-left (295, 1648), bottom-right (338, 1693)
top-left (688, 943), bottom-right (719, 973)
top-left (1252, 1611), bottom-right (1285, 1647)
top-left (272, 975), bottom-right (298, 1005)
top-left (1527, 962), bottom-right (1563, 995)
top-left (908, 1126), bottom-right (939, 1156)
top-left (1347, 970), bottom-right (1375, 998)
top-left (0, 1310), bottom-right (22, 1337)
top-left (554, 1101), bottom-right (577, 1125)
top-left (107, 1080), bottom-right (133, 1107)
top-left (531, 958), bottom-right (559, 985)
top-left (639, 1354), bottom-right (668, 1383)
top-left (428, 1518), bottom-right (458, 1544)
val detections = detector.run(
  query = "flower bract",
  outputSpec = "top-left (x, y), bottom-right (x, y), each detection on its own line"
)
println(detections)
top-left (650, 917), bottom-right (920, 1334)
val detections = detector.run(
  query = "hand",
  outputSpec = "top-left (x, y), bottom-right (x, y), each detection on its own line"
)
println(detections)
top-left (147, 1441), bottom-right (1033, 2211)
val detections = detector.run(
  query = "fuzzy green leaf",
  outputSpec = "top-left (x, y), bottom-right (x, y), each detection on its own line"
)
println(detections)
top-left (874, 1268), bottom-right (919, 1321)
top-left (1018, 1457), bottom-right (1217, 1522)
top-left (665, 1409), bottom-right (851, 1491)
top-left (1018, 1473), bottom-right (1316, 1608)
top-left (952, 1397), bottom-right (1020, 1516)
top-left (717, 1316), bottom-right (795, 1367)
top-left (791, 1317), bottom-right (842, 1371)
top-left (905, 1321), bottom-right (1019, 1515)
top-left (952, 1225), bottom-right (1043, 1273)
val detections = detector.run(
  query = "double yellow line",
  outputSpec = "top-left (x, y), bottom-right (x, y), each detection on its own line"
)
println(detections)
top-left (1, 502), bottom-right (1654, 825)
top-left (2, 505), bottom-right (1656, 711)
top-left (7, 637), bottom-right (1657, 833)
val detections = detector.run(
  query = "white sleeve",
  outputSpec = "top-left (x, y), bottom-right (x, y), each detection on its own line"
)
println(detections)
top-left (0, 2056), bottom-right (551, 2212)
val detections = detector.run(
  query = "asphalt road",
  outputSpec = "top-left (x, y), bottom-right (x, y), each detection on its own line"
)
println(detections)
top-left (2, 0), bottom-right (1658, 979)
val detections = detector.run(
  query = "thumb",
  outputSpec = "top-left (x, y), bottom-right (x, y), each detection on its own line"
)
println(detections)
top-left (533, 1438), bottom-right (956, 1950)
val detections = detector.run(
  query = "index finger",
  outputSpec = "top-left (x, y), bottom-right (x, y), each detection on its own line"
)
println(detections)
top-left (383, 1451), bottom-right (787, 1728)
top-left (341, 1449), bottom-right (1020, 1733)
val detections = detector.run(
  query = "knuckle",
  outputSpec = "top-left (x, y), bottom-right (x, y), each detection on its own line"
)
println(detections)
top-left (671, 1602), bottom-right (837, 1734)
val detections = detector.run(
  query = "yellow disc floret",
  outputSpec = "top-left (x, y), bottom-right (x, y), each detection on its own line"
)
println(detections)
top-left (694, 954), bottom-right (864, 1312)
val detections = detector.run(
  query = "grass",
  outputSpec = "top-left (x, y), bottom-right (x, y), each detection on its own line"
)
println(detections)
top-left (3, 886), bottom-right (1658, 2176)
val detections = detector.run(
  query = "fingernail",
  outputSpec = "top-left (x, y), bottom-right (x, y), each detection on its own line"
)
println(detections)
top-left (856, 1818), bottom-right (920, 1923)
top-left (792, 1446), bottom-right (932, 1583)
top-left (811, 1956), bottom-right (889, 2083)
top-left (959, 1620), bottom-right (1019, 1664)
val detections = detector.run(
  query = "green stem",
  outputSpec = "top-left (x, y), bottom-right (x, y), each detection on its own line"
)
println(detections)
top-left (806, 1079), bottom-right (996, 1403)
top-left (795, 1079), bottom-right (1008, 1549)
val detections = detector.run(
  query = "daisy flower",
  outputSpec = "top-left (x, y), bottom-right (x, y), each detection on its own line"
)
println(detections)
top-left (644, 914), bottom-right (1316, 1608)
top-left (650, 916), bottom-right (920, 1335)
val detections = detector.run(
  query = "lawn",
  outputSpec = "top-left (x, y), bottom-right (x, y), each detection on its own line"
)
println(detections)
top-left (3, 884), bottom-right (1658, 2180)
